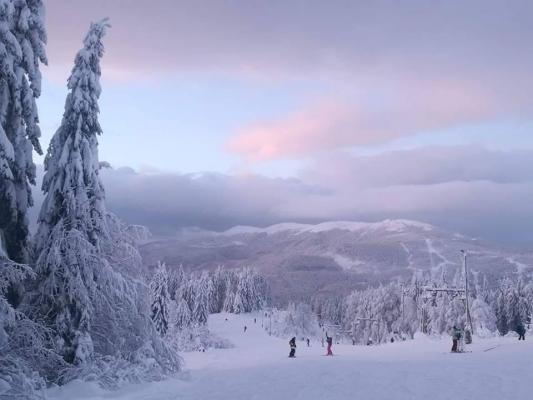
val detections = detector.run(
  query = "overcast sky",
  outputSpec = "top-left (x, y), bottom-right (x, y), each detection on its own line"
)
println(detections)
top-left (34, 0), bottom-right (533, 242)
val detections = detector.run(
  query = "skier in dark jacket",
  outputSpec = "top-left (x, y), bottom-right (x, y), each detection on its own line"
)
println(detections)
top-left (451, 325), bottom-right (462, 352)
top-left (289, 337), bottom-right (296, 358)
top-left (516, 322), bottom-right (526, 340)
top-left (326, 334), bottom-right (333, 356)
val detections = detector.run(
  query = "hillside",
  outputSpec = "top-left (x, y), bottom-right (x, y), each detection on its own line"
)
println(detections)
top-left (140, 220), bottom-right (533, 304)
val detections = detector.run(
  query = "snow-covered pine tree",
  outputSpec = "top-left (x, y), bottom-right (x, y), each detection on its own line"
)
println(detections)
top-left (205, 271), bottom-right (216, 313)
top-left (168, 264), bottom-right (185, 301)
top-left (211, 266), bottom-right (227, 313)
top-left (223, 288), bottom-right (235, 313)
top-left (494, 288), bottom-right (508, 335)
top-left (0, 0), bottom-right (46, 265)
top-left (232, 291), bottom-right (245, 314)
top-left (174, 297), bottom-right (192, 329)
top-left (30, 18), bottom-right (113, 366)
top-left (150, 262), bottom-right (170, 336)
top-left (471, 297), bottom-right (497, 336)
top-left (30, 20), bottom-right (181, 381)
top-left (0, 2), bottom-right (54, 396)
top-left (222, 269), bottom-right (238, 313)
top-left (235, 269), bottom-right (250, 313)
top-left (191, 272), bottom-right (210, 325)
top-left (504, 279), bottom-right (522, 333)
top-left (34, 20), bottom-right (109, 255)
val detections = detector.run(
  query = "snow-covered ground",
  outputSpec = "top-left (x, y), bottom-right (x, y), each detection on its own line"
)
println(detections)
top-left (48, 313), bottom-right (533, 400)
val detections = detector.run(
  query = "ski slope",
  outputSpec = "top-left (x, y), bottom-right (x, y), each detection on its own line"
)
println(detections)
top-left (48, 313), bottom-right (533, 400)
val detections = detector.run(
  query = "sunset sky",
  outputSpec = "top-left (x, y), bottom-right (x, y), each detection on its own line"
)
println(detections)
top-left (35, 0), bottom-right (533, 241)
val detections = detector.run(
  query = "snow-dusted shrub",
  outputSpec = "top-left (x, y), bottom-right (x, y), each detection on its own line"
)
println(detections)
top-left (266, 304), bottom-right (319, 340)
top-left (282, 303), bottom-right (319, 338)
top-left (165, 323), bottom-right (232, 352)
top-left (471, 298), bottom-right (497, 337)
top-left (0, 259), bottom-right (62, 399)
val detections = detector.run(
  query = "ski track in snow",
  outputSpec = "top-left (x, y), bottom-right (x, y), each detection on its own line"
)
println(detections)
top-left (47, 313), bottom-right (533, 400)
top-left (400, 242), bottom-right (419, 272)
top-left (506, 257), bottom-right (529, 273)
top-left (425, 238), bottom-right (456, 273)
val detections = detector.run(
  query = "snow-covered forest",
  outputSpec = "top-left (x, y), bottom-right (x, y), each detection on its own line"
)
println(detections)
top-left (310, 274), bottom-right (533, 345)
top-left (261, 273), bottom-right (532, 346)
top-left (150, 264), bottom-right (269, 351)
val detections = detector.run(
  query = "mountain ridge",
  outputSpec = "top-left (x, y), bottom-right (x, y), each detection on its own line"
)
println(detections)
top-left (140, 219), bottom-right (533, 305)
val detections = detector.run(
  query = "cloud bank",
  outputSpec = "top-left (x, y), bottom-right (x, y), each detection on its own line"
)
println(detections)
top-left (30, 146), bottom-right (533, 243)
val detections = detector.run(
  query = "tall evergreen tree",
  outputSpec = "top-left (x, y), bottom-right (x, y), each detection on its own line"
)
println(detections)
top-left (0, 0), bottom-right (46, 265)
top-left (31, 19), bottom-right (112, 365)
top-left (31, 21), bottom-right (181, 378)
top-left (35, 20), bottom-right (108, 254)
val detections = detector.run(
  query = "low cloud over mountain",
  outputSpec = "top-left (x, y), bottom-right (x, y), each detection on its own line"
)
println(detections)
top-left (29, 145), bottom-right (533, 244)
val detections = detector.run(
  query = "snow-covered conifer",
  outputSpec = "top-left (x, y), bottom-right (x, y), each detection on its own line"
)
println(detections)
top-left (34, 19), bottom-right (109, 254)
top-left (174, 297), bottom-right (191, 329)
top-left (191, 272), bottom-right (210, 325)
top-left (0, 0), bottom-right (46, 264)
top-left (150, 262), bottom-right (170, 336)
top-left (211, 266), bottom-right (227, 313)
top-left (30, 19), bottom-right (111, 365)
top-left (232, 291), bottom-right (245, 314)
top-left (168, 264), bottom-right (185, 301)
top-left (30, 22), bottom-right (181, 381)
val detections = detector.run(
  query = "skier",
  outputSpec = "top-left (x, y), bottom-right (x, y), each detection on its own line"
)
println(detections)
top-left (244, 325), bottom-right (247, 333)
top-left (306, 338), bottom-right (310, 347)
top-left (326, 333), bottom-right (333, 356)
top-left (451, 325), bottom-right (462, 352)
top-left (516, 322), bottom-right (526, 341)
top-left (289, 337), bottom-right (297, 358)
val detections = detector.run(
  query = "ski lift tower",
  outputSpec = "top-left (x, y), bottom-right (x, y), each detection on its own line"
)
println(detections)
top-left (461, 250), bottom-right (474, 343)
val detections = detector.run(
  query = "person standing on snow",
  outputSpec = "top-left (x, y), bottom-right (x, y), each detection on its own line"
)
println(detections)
top-left (306, 338), bottom-right (310, 347)
top-left (451, 325), bottom-right (462, 352)
top-left (326, 333), bottom-right (333, 356)
top-left (289, 337), bottom-right (297, 358)
top-left (244, 325), bottom-right (247, 333)
top-left (516, 322), bottom-right (526, 340)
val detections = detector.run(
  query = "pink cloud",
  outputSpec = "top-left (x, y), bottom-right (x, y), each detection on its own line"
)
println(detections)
top-left (227, 79), bottom-right (496, 161)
